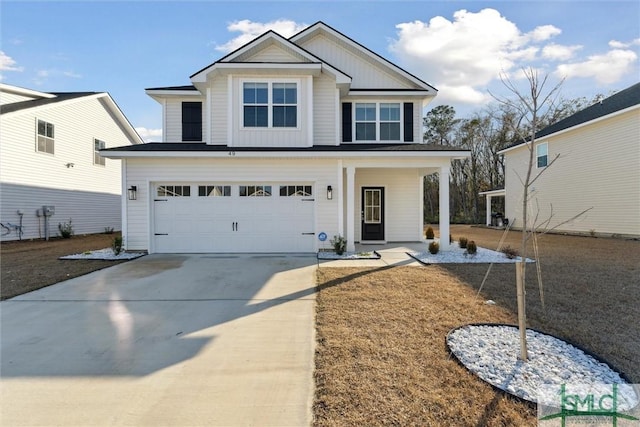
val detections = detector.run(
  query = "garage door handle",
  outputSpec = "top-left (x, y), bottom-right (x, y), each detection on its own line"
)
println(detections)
top-left (232, 222), bottom-right (238, 231)
top-left (154, 233), bottom-right (168, 236)
top-left (302, 232), bottom-right (315, 235)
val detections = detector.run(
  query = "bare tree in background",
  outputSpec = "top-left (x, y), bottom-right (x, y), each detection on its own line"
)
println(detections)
top-left (491, 68), bottom-right (564, 361)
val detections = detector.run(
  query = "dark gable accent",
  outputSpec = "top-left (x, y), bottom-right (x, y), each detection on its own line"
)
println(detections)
top-left (403, 102), bottom-right (413, 142)
top-left (182, 102), bottom-right (202, 141)
top-left (342, 103), bottom-right (352, 142)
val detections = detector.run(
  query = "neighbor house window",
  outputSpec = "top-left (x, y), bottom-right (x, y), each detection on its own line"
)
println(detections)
top-left (243, 81), bottom-right (297, 128)
top-left (355, 103), bottom-right (402, 141)
top-left (94, 138), bottom-right (106, 166)
top-left (239, 185), bottom-right (272, 197)
top-left (36, 119), bottom-right (55, 154)
top-left (198, 185), bottom-right (231, 197)
top-left (537, 142), bottom-right (548, 168)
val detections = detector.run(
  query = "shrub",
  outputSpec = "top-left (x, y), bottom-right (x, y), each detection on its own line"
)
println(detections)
top-left (330, 234), bottom-right (347, 255)
top-left (112, 236), bottom-right (123, 255)
top-left (428, 241), bottom-right (439, 254)
top-left (466, 240), bottom-right (477, 255)
top-left (458, 237), bottom-right (468, 249)
top-left (104, 227), bottom-right (115, 234)
top-left (58, 219), bottom-right (74, 238)
top-left (501, 245), bottom-right (519, 259)
top-left (425, 226), bottom-right (435, 240)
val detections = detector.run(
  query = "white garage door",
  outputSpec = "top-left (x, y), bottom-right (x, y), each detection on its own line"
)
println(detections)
top-left (153, 183), bottom-right (315, 253)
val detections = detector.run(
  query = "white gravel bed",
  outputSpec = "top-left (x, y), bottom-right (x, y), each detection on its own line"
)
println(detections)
top-left (317, 251), bottom-right (380, 260)
top-left (59, 248), bottom-right (146, 260)
top-left (447, 324), bottom-right (639, 409)
top-left (410, 241), bottom-right (534, 264)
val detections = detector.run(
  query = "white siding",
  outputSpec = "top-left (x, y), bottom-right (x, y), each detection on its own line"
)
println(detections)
top-left (350, 168), bottom-right (422, 241)
top-left (313, 73), bottom-right (338, 145)
top-left (504, 109), bottom-right (640, 236)
top-left (0, 95), bottom-right (135, 240)
top-left (300, 34), bottom-right (413, 89)
top-left (210, 77), bottom-right (228, 145)
top-left (124, 158), bottom-right (340, 251)
top-left (1, 92), bottom-right (37, 105)
top-left (164, 96), bottom-right (206, 142)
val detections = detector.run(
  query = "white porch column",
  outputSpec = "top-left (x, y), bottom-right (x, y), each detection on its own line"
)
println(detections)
top-left (486, 194), bottom-right (492, 226)
top-left (346, 166), bottom-right (356, 252)
top-left (439, 165), bottom-right (451, 250)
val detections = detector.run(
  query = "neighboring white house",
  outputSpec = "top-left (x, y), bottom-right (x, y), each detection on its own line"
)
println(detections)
top-left (0, 84), bottom-right (143, 241)
top-left (102, 22), bottom-right (470, 254)
top-left (498, 82), bottom-right (640, 237)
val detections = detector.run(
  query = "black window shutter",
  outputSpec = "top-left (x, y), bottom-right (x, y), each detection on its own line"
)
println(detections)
top-left (182, 102), bottom-right (202, 141)
top-left (342, 103), bottom-right (352, 142)
top-left (403, 102), bottom-right (413, 142)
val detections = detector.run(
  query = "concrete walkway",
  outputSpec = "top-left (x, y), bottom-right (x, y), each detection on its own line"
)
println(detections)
top-left (317, 242), bottom-right (426, 267)
top-left (1, 254), bottom-right (317, 426)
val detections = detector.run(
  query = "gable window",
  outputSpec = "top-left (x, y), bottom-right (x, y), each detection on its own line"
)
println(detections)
top-left (354, 103), bottom-right (402, 141)
top-left (536, 142), bottom-right (548, 168)
top-left (242, 81), bottom-right (297, 128)
top-left (36, 119), bottom-right (55, 154)
top-left (94, 138), bottom-right (106, 166)
top-left (182, 102), bottom-right (202, 141)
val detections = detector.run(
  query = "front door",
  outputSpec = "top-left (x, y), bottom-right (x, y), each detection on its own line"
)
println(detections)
top-left (361, 187), bottom-right (384, 241)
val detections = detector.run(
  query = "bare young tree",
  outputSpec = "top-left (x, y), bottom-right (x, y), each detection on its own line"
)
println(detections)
top-left (491, 68), bottom-right (564, 360)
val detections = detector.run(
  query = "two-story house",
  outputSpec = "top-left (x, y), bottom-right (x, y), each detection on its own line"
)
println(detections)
top-left (103, 22), bottom-right (470, 253)
top-left (0, 84), bottom-right (143, 241)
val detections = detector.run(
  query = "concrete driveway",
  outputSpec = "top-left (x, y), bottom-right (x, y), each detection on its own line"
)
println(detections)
top-left (1, 254), bottom-right (317, 426)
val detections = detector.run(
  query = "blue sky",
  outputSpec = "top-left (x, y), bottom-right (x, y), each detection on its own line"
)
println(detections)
top-left (2, 1), bottom-right (639, 141)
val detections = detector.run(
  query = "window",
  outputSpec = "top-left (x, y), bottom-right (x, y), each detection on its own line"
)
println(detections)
top-left (182, 102), bottom-right (202, 141)
top-left (94, 139), bottom-right (106, 166)
top-left (355, 103), bottom-right (376, 141)
top-left (37, 119), bottom-right (54, 154)
top-left (354, 103), bottom-right (402, 141)
top-left (243, 81), bottom-right (297, 128)
top-left (279, 185), bottom-right (312, 197)
top-left (239, 185), bottom-right (272, 197)
top-left (379, 103), bottom-right (400, 140)
top-left (537, 142), bottom-right (548, 168)
top-left (198, 185), bottom-right (231, 197)
top-left (157, 185), bottom-right (191, 197)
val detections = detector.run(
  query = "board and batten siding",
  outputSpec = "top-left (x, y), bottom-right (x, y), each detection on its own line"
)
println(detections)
top-left (210, 77), bottom-right (228, 145)
top-left (299, 34), bottom-right (413, 89)
top-left (313, 73), bottom-right (338, 145)
top-left (164, 96), bottom-right (205, 142)
top-left (504, 109), bottom-right (640, 236)
top-left (350, 168), bottom-right (423, 242)
top-left (124, 158), bottom-right (340, 251)
top-left (0, 96), bottom-right (133, 240)
top-left (243, 43), bottom-right (305, 63)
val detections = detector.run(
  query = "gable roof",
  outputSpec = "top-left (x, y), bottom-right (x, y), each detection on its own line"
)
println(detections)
top-left (500, 82), bottom-right (640, 153)
top-left (290, 21), bottom-right (437, 93)
top-left (1, 92), bottom-right (100, 115)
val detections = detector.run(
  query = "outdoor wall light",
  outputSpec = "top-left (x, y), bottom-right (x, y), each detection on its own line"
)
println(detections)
top-left (327, 185), bottom-right (333, 200)
top-left (128, 185), bottom-right (137, 201)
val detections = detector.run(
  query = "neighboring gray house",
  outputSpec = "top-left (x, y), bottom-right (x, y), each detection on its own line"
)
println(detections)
top-left (497, 82), bottom-right (640, 237)
top-left (103, 22), bottom-right (470, 253)
top-left (0, 84), bottom-right (143, 241)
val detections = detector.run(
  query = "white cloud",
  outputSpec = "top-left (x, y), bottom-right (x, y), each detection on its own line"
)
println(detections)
top-left (214, 19), bottom-right (308, 53)
top-left (32, 68), bottom-right (82, 85)
top-left (609, 38), bottom-right (640, 49)
top-left (554, 49), bottom-right (638, 84)
top-left (542, 43), bottom-right (582, 61)
top-left (63, 70), bottom-right (82, 79)
top-left (0, 51), bottom-right (24, 72)
top-left (390, 9), bottom-right (562, 106)
top-left (135, 127), bottom-right (162, 143)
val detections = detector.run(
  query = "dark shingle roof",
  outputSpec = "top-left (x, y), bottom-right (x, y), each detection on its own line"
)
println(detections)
top-left (536, 82), bottom-right (640, 139)
top-left (145, 85), bottom-right (198, 91)
top-left (103, 142), bottom-right (468, 153)
top-left (0, 92), bottom-right (100, 114)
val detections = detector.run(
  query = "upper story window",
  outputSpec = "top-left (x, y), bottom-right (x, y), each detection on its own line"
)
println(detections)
top-left (36, 119), bottom-right (55, 154)
top-left (94, 138), bottom-right (106, 166)
top-left (243, 81), bottom-right (297, 128)
top-left (182, 102), bottom-right (202, 141)
top-left (355, 103), bottom-right (401, 141)
top-left (536, 142), bottom-right (548, 168)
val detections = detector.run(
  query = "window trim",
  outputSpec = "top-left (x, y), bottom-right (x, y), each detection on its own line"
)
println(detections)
top-left (536, 142), bottom-right (548, 168)
top-left (36, 119), bottom-right (55, 155)
top-left (353, 101), bottom-right (403, 143)
top-left (93, 138), bottom-right (106, 166)
top-left (240, 78), bottom-right (300, 130)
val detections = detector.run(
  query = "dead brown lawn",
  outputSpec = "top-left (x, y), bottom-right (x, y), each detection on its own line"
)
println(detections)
top-left (314, 225), bottom-right (639, 426)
